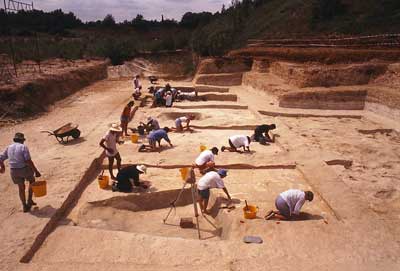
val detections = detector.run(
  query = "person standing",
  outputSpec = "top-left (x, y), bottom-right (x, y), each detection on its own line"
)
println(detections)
top-left (120, 101), bottom-right (134, 137)
top-left (0, 133), bottom-right (41, 212)
top-left (99, 124), bottom-right (123, 180)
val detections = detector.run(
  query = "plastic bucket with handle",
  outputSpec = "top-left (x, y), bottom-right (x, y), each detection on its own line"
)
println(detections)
top-left (131, 134), bottom-right (139, 143)
top-left (98, 172), bottom-right (109, 189)
top-left (199, 144), bottom-right (207, 152)
top-left (32, 181), bottom-right (47, 197)
top-left (179, 167), bottom-right (190, 181)
top-left (243, 205), bottom-right (258, 219)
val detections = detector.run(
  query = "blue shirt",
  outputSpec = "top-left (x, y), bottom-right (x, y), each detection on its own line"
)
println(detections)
top-left (147, 129), bottom-right (170, 142)
top-left (0, 143), bottom-right (31, 169)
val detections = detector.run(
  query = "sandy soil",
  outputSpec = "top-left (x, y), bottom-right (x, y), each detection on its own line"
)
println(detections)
top-left (0, 63), bottom-right (399, 271)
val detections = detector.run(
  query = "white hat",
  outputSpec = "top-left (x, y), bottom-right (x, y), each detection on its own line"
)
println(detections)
top-left (109, 123), bottom-right (122, 132)
top-left (136, 165), bottom-right (147, 174)
top-left (147, 116), bottom-right (153, 122)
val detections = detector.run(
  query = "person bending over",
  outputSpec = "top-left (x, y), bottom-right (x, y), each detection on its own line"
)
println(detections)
top-left (253, 124), bottom-right (276, 145)
top-left (171, 115), bottom-right (195, 132)
top-left (139, 127), bottom-right (173, 152)
top-left (221, 135), bottom-right (251, 153)
top-left (265, 189), bottom-right (314, 220)
top-left (193, 147), bottom-right (218, 174)
top-left (197, 169), bottom-right (231, 214)
top-left (112, 164), bottom-right (147, 192)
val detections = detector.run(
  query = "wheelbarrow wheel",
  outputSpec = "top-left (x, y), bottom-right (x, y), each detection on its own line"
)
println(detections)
top-left (71, 129), bottom-right (81, 139)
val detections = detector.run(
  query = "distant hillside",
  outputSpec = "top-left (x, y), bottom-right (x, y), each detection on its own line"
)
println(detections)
top-left (191, 0), bottom-right (400, 56)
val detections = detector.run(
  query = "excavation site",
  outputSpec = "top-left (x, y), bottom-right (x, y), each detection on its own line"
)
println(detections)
top-left (1, 1), bottom-right (400, 271)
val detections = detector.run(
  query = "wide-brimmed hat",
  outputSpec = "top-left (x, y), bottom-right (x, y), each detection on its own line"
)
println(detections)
top-left (14, 132), bottom-right (26, 141)
top-left (147, 116), bottom-right (153, 122)
top-left (109, 123), bottom-right (122, 132)
top-left (136, 164), bottom-right (147, 174)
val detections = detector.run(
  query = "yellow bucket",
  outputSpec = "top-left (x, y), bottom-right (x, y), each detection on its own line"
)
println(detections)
top-left (243, 205), bottom-right (258, 219)
top-left (131, 134), bottom-right (139, 143)
top-left (199, 144), bottom-right (207, 152)
top-left (98, 175), bottom-right (109, 189)
top-left (32, 181), bottom-right (47, 197)
top-left (179, 167), bottom-right (190, 181)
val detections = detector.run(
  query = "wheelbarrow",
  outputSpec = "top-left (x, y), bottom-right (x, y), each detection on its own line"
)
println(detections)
top-left (41, 123), bottom-right (81, 143)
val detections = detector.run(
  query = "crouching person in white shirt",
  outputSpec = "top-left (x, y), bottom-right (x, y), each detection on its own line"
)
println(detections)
top-left (221, 135), bottom-right (251, 153)
top-left (265, 189), bottom-right (314, 220)
top-left (197, 169), bottom-right (231, 215)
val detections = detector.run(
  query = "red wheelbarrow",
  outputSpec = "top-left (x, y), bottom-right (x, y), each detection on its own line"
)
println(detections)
top-left (41, 123), bottom-right (81, 143)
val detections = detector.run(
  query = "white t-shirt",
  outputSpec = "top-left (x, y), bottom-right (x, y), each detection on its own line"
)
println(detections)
top-left (195, 150), bottom-right (214, 166)
top-left (229, 135), bottom-right (249, 148)
top-left (103, 131), bottom-right (118, 157)
top-left (179, 116), bottom-right (188, 122)
top-left (280, 189), bottom-right (306, 216)
top-left (197, 171), bottom-right (225, 190)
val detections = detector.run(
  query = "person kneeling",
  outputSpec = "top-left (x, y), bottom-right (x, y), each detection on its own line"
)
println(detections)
top-left (112, 165), bottom-right (147, 192)
top-left (265, 189), bottom-right (314, 220)
top-left (197, 169), bottom-right (231, 215)
top-left (139, 127), bottom-right (173, 152)
top-left (221, 135), bottom-right (251, 153)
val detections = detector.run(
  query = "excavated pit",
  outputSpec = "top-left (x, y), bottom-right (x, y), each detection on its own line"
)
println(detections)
top-left (74, 189), bottom-right (229, 240)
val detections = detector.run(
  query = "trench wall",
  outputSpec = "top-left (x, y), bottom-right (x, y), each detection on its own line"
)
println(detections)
top-left (279, 89), bottom-right (367, 110)
top-left (0, 61), bottom-right (108, 117)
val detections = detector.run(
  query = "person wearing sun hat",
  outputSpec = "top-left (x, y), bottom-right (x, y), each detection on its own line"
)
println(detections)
top-left (99, 124), bottom-right (124, 180)
top-left (0, 132), bottom-right (41, 212)
top-left (113, 164), bottom-right (148, 192)
top-left (197, 169), bottom-right (231, 214)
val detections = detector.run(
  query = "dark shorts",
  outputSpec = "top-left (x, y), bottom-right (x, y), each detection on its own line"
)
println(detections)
top-left (198, 188), bottom-right (210, 199)
top-left (228, 139), bottom-right (235, 149)
top-left (275, 195), bottom-right (290, 218)
top-left (120, 116), bottom-right (129, 123)
top-left (10, 167), bottom-right (35, 185)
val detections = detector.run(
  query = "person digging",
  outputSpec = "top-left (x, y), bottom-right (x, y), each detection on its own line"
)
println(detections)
top-left (139, 127), bottom-right (173, 152)
top-left (112, 164), bottom-right (148, 192)
top-left (265, 189), bottom-right (314, 220)
top-left (221, 135), bottom-right (251, 153)
top-left (193, 147), bottom-right (218, 174)
top-left (197, 169), bottom-right (231, 215)
top-left (253, 124), bottom-right (276, 145)
top-left (0, 133), bottom-right (41, 213)
top-left (171, 115), bottom-right (195, 132)
top-left (99, 124), bottom-right (124, 180)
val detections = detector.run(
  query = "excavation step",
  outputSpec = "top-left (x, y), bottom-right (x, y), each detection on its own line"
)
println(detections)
top-left (279, 89), bottom-right (367, 110)
top-left (259, 110), bottom-right (363, 119)
top-left (195, 85), bottom-right (230, 93)
top-left (195, 73), bottom-right (243, 86)
top-left (174, 104), bottom-right (248, 110)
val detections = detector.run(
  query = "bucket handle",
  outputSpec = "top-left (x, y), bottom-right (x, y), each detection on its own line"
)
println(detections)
top-left (99, 169), bottom-right (105, 177)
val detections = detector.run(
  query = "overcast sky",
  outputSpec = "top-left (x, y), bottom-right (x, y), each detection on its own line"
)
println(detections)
top-left (34, 0), bottom-right (232, 22)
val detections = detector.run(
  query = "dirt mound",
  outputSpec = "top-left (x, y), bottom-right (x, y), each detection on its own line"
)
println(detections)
top-left (373, 63), bottom-right (400, 88)
top-left (270, 62), bottom-right (387, 88)
top-left (195, 73), bottom-right (243, 86)
top-left (251, 59), bottom-right (270, 73)
top-left (279, 89), bottom-right (367, 110)
top-left (197, 57), bottom-right (252, 74)
top-left (0, 61), bottom-right (108, 118)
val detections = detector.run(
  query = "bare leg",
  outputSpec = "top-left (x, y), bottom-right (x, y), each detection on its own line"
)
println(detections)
top-left (115, 153), bottom-right (122, 172)
top-left (108, 156), bottom-right (116, 180)
top-left (17, 183), bottom-right (26, 208)
top-left (27, 181), bottom-right (34, 206)
top-left (203, 198), bottom-right (210, 214)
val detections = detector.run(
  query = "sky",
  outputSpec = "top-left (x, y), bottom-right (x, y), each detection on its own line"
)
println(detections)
top-left (34, 0), bottom-right (232, 22)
